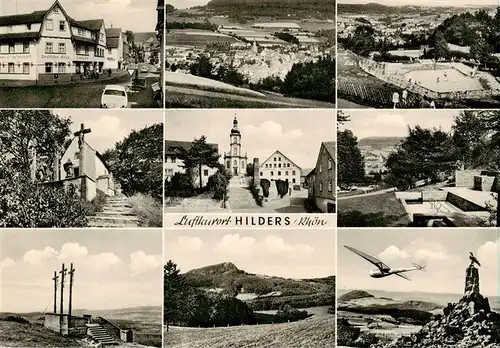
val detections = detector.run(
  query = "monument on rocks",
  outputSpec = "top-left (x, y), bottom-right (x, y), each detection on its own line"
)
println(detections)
top-left (375, 254), bottom-right (500, 348)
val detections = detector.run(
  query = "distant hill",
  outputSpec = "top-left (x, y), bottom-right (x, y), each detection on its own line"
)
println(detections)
top-left (204, 0), bottom-right (336, 19)
top-left (358, 136), bottom-right (404, 150)
top-left (183, 262), bottom-right (334, 310)
top-left (339, 290), bottom-right (374, 302)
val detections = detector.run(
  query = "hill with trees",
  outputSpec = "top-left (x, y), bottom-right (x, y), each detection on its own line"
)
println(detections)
top-left (165, 261), bottom-right (334, 330)
top-left (205, 0), bottom-right (336, 19)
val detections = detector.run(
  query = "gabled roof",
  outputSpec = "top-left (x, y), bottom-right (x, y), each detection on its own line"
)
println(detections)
top-left (165, 140), bottom-right (219, 156)
top-left (105, 28), bottom-right (122, 38)
top-left (0, 10), bottom-right (47, 26)
top-left (260, 150), bottom-right (302, 170)
top-left (107, 37), bottom-right (120, 49)
top-left (72, 19), bottom-right (104, 31)
top-left (322, 141), bottom-right (336, 160)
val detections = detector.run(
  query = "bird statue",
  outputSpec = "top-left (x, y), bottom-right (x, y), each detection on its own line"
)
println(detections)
top-left (469, 252), bottom-right (481, 267)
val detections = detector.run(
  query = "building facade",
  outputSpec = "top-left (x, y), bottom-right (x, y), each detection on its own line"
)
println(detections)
top-left (0, 0), bottom-right (107, 85)
top-left (308, 141), bottom-right (336, 213)
top-left (104, 28), bottom-right (127, 70)
top-left (260, 150), bottom-right (301, 185)
top-left (165, 140), bottom-right (219, 188)
top-left (224, 118), bottom-right (248, 177)
top-left (58, 136), bottom-right (116, 201)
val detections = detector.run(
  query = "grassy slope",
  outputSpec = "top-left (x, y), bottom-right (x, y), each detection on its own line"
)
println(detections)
top-left (0, 321), bottom-right (91, 348)
top-left (164, 314), bottom-right (335, 348)
top-left (0, 307), bottom-right (162, 348)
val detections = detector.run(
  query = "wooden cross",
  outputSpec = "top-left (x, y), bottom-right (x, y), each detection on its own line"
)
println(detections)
top-left (74, 123), bottom-right (91, 150)
top-left (52, 271), bottom-right (59, 314)
top-left (59, 264), bottom-right (67, 317)
top-left (68, 264), bottom-right (75, 328)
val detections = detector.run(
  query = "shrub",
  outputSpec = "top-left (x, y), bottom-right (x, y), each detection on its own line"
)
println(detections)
top-left (276, 304), bottom-right (308, 322)
top-left (165, 172), bottom-right (195, 198)
top-left (260, 179), bottom-right (270, 198)
top-left (129, 193), bottom-right (162, 227)
top-left (275, 179), bottom-right (289, 198)
top-left (207, 167), bottom-right (231, 201)
top-left (0, 179), bottom-right (89, 228)
top-left (87, 190), bottom-right (108, 216)
top-left (249, 179), bottom-right (263, 207)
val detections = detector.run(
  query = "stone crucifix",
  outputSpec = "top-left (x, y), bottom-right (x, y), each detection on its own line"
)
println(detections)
top-left (74, 123), bottom-right (91, 199)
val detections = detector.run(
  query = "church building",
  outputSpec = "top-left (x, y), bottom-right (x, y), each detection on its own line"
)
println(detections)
top-left (42, 124), bottom-right (116, 202)
top-left (224, 117), bottom-right (248, 177)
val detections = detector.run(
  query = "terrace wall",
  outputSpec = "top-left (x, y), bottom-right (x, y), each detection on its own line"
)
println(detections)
top-left (455, 170), bottom-right (482, 189)
top-left (473, 175), bottom-right (495, 192)
top-left (422, 191), bottom-right (448, 202)
top-left (447, 192), bottom-right (485, 212)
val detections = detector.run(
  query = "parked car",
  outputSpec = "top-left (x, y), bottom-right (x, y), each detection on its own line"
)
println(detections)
top-left (101, 85), bottom-right (128, 108)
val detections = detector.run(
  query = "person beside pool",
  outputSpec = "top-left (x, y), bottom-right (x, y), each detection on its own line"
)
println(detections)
top-left (393, 91), bottom-right (400, 109)
top-left (402, 89), bottom-right (408, 105)
top-left (420, 95), bottom-right (431, 108)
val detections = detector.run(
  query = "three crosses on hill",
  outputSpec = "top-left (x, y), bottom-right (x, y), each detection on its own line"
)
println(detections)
top-left (52, 263), bottom-right (76, 334)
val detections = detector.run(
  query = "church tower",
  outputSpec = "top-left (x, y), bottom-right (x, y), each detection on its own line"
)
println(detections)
top-left (224, 117), bottom-right (248, 177)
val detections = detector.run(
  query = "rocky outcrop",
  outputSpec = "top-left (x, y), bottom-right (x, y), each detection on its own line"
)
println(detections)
top-left (372, 265), bottom-right (500, 348)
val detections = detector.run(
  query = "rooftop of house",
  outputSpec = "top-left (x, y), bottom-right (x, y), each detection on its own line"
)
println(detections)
top-left (322, 141), bottom-right (336, 160)
top-left (0, 1), bottom-right (104, 32)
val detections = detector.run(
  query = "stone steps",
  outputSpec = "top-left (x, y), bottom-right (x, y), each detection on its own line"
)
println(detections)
top-left (87, 195), bottom-right (139, 228)
top-left (228, 186), bottom-right (258, 210)
top-left (87, 325), bottom-right (118, 346)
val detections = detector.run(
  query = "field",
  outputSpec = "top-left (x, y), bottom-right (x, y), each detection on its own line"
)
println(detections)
top-left (338, 192), bottom-right (411, 227)
top-left (164, 314), bottom-right (335, 348)
top-left (167, 30), bottom-right (241, 46)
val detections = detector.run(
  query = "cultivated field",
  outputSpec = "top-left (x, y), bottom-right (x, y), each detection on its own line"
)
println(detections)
top-left (164, 314), bottom-right (335, 348)
top-left (167, 30), bottom-right (241, 46)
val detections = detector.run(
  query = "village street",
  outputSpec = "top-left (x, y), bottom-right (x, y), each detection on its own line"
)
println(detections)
top-left (0, 65), bottom-right (161, 109)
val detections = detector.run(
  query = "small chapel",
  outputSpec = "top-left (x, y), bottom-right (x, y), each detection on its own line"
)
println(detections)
top-left (40, 123), bottom-right (117, 201)
top-left (224, 117), bottom-right (248, 177)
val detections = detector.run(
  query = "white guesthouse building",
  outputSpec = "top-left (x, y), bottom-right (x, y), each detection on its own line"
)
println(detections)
top-left (0, 0), bottom-right (108, 86)
top-left (260, 150), bottom-right (302, 186)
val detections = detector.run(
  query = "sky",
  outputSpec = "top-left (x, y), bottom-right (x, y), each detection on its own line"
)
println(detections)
top-left (165, 110), bottom-right (335, 170)
top-left (338, 0), bottom-right (497, 6)
top-left (56, 109), bottom-right (163, 154)
top-left (339, 109), bottom-right (457, 140)
top-left (338, 228), bottom-right (500, 297)
top-left (165, 230), bottom-right (335, 279)
top-left (1, 229), bottom-right (163, 313)
top-left (167, 0), bottom-right (210, 10)
top-left (1, 0), bottom-right (159, 32)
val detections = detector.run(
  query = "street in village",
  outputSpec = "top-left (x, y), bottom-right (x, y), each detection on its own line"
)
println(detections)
top-left (0, 63), bottom-right (161, 108)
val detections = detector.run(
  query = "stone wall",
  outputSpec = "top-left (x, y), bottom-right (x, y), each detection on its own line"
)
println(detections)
top-left (447, 192), bottom-right (485, 212)
top-left (44, 314), bottom-right (68, 336)
top-left (455, 170), bottom-right (483, 189)
top-left (422, 191), bottom-right (448, 202)
top-left (473, 175), bottom-right (496, 192)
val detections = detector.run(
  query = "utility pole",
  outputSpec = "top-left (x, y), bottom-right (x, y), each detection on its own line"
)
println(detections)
top-left (52, 271), bottom-right (59, 314)
top-left (68, 264), bottom-right (75, 328)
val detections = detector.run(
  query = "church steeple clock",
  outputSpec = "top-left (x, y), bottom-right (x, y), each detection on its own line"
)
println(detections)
top-left (224, 117), bottom-right (248, 177)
